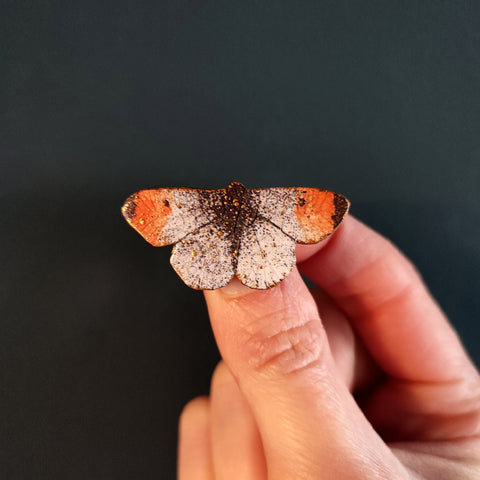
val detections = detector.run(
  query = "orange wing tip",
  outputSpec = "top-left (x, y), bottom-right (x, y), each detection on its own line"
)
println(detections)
top-left (294, 189), bottom-right (350, 244)
top-left (121, 190), bottom-right (173, 246)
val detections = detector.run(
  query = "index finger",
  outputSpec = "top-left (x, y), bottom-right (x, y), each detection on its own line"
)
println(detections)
top-left (297, 215), bottom-right (476, 383)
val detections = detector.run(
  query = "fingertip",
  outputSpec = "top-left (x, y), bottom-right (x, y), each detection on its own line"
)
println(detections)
top-left (209, 362), bottom-right (268, 479)
top-left (178, 396), bottom-right (213, 480)
top-left (179, 396), bottom-right (210, 433)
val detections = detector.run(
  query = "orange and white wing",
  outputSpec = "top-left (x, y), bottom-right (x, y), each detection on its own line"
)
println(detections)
top-left (250, 187), bottom-right (350, 244)
top-left (121, 187), bottom-right (224, 247)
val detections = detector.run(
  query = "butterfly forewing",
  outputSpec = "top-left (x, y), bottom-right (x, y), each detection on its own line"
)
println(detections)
top-left (122, 188), bottom-right (225, 246)
top-left (251, 187), bottom-right (349, 244)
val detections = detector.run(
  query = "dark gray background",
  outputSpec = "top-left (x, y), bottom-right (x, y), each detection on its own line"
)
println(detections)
top-left (1, 1), bottom-right (479, 478)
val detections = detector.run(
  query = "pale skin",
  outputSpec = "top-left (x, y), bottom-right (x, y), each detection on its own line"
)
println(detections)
top-left (177, 216), bottom-right (480, 479)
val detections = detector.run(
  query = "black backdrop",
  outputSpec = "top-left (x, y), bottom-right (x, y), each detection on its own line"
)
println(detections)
top-left (1, 2), bottom-right (479, 478)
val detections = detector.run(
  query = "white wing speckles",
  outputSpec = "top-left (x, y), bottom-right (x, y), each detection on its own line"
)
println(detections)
top-left (249, 188), bottom-right (298, 240)
top-left (236, 217), bottom-right (296, 289)
top-left (170, 224), bottom-right (236, 290)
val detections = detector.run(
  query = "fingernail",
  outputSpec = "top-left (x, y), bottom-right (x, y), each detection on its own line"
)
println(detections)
top-left (219, 277), bottom-right (256, 298)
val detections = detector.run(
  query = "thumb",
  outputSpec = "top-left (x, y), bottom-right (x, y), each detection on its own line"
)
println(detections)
top-left (204, 269), bottom-right (405, 479)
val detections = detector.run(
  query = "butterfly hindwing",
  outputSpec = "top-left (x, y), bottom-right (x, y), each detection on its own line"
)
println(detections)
top-left (236, 217), bottom-right (296, 289)
top-left (170, 223), bottom-right (236, 290)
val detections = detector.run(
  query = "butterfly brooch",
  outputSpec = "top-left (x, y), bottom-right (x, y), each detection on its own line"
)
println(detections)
top-left (122, 181), bottom-right (349, 290)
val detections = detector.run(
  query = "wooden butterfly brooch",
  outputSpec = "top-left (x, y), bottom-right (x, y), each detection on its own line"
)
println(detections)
top-left (122, 181), bottom-right (349, 290)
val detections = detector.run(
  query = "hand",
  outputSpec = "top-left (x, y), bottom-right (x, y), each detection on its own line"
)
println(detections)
top-left (177, 216), bottom-right (480, 479)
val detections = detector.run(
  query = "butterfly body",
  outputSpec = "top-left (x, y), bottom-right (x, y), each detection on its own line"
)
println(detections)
top-left (122, 181), bottom-right (349, 290)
